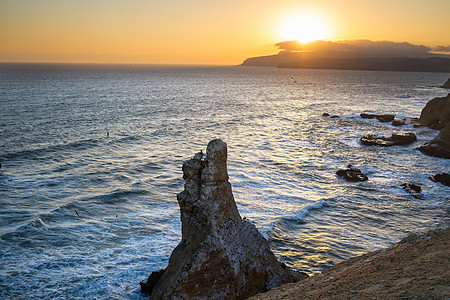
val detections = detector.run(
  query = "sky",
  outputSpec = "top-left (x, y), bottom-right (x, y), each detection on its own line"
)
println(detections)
top-left (1, 0), bottom-right (450, 65)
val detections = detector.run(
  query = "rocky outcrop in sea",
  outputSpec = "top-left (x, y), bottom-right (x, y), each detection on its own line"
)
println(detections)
top-left (417, 93), bottom-right (450, 159)
top-left (360, 113), bottom-right (395, 123)
top-left (336, 167), bottom-right (368, 182)
top-left (429, 173), bottom-right (450, 187)
top-left (419, 93), bottom-right (450, 130)
top-left (418, 124), bottom-right (450, 159)
top-left (142, 139), bottom-right (298, 299)
top-left (359, 133), bottom-right (417, 147)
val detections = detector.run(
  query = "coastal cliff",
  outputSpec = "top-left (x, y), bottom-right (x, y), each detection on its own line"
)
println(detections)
top-left (241, 55), bottom-right (450, 72)
top-left (250, 228), bottom-right (449, 299)
top-left (143, 139), bottom-right (298, 299)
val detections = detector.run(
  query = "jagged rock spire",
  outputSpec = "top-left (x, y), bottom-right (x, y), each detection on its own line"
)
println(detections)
top-left (147, 139), bottom-right (298, 299)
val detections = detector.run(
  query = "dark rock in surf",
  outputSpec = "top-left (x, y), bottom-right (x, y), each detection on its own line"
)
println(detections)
top-left (336, 168), bottom-right (368, 182)
top-left (419, 93), bottom-right (450, 129)
top-left (360, 132), bottom-right (417, 147)
top-left (145, 139), bottom-right (298, 299)
top-left (417, 95), bottom-right (450, 158)
top-left (322, 113), bottom-right (339, 118)
top-left (376, 115), bottom-right (395, 123)
top-left (360, 113), bottom-right (395, 122)
top-left (417, 124), bottom-right (450, 159)
top-left (400, 183), bottom-right (423, 199)
top-left (392, 119), bottom-right (406, 126)
top-left (360, 113), bottom-right (377, 119)
top-left (140, 268), bottom-right (165, 295)
top-left (429, 173), bottom-right (450, 187)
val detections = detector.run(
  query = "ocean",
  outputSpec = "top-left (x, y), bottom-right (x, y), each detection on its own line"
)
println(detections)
top-left (0, 64), bottom-right (449, 299)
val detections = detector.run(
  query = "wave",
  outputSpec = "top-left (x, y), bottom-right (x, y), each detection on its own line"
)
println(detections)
top-left (280, 200), bottom-right (328, 224)
top-left (2, 133), bottom-right (144, 162)
top-left (2, 138), bottom-right (100, 161)
top-left (105, 134), bottom-right (140, 145)
top-left (1, 188), bottom-right (153, 238)
top-left (90, 189), bottom-right (151, 205)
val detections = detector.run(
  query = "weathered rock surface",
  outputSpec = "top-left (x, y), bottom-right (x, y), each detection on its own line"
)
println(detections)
top-left (336, 168), bottom-right (368, 182)
top-left (419, 93), bottom-right (450, 129)
top-left (418, 124), bottom-right (450, 159)
top-left (400, 183), bottom-right (423, 199)
top-left (146, 139), bottom-right (298, 299)
top-left (429, 173), bottom-right (450, 187)
top-left (360, 132), bottom-right (417, 147)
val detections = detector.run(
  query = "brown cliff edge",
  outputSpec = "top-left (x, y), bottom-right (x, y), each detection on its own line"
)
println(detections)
top-left (250, 228), bottom-right (449, 300)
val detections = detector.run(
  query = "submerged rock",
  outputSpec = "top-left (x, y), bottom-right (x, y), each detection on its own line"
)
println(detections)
top-left (360, 132), bottom-right (417, 147)
top-left (419, 93), bottom-right (450, 130)
top-left (146, 139), bottom-right (298, 299)
top-left (429, 173), bottom-right (450, 187)
top-left (418, 124), bottom-right (450, 159)
top-left (400, 183), bottom-right (423, 199)
top-left (336, 168), bottom-right (368, 182)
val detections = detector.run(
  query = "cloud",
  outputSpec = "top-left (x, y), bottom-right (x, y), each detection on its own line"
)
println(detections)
top-left (433, 45), bottom-right (450, 52)
top-left (275, 40), bottom-right (435, 58)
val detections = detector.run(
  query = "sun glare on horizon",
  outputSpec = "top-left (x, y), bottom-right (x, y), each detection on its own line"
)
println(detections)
top-left (277, 12), bottom-right (331, 43)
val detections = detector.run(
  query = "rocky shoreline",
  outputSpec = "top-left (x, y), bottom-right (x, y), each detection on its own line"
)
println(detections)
top-left (140, 80), bottom-right (449, 299)
top-left (333, 89), bottom-right (450, 192)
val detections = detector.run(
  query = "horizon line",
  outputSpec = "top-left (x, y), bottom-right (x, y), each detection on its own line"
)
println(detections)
top-left (0, 61), bottom-right (238, 67)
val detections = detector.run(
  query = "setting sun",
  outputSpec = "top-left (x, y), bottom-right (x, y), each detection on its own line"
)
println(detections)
top-left (277, 12), bottom-right (331, 43)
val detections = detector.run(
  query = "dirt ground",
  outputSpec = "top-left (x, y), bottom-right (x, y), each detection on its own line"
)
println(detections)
top-left (251, 228), bottom-right (449, 300)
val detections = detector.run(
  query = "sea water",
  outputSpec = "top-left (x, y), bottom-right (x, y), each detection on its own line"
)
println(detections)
top-left (0, 64), bottom-right (449, 299)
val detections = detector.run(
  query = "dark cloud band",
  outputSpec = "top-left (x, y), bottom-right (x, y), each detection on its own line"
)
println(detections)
top-left (274, 40), bottom-right (449, 57)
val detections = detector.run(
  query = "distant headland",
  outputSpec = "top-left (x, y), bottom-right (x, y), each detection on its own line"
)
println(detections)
top-left (241, 40), bottom-right (450, 72)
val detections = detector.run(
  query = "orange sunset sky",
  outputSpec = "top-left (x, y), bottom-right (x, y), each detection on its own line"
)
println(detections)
top-left (1, 0), bottom-right (449, 65)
